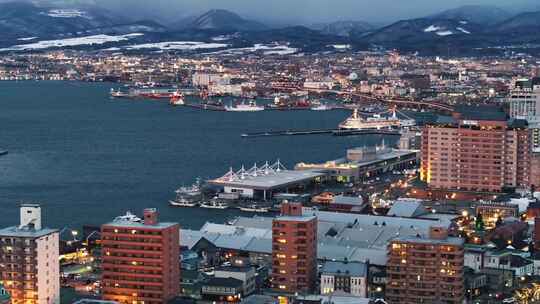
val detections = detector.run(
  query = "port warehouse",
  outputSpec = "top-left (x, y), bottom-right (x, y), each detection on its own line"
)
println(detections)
top-left (208, 148), bottom-right (419, 200)
top-left (180, 204), bottom-right (456, 267)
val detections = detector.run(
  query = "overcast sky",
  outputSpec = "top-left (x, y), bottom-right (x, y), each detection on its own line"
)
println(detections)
top-left (35, 0), bottom-right (540, 24)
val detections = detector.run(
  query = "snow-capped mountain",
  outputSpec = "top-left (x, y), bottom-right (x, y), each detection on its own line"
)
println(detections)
top-left (0, 2), bottom-right (165, 41)
top-left (173, 9), bottom-right (267, 32)
top-left (362, 18), bottom-right (481, 45)
top-left (429, 5), bottom-right (511, 26)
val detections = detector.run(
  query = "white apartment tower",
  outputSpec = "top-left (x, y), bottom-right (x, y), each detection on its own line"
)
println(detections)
top-left (0, 204), bottom-right (60, 304)
top-left (508, 78), bottom-right (540, 150)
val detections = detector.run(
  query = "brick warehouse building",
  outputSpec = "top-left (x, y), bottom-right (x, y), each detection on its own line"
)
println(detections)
top-left (420, 106), bottom-right (531, 193)
top-left (271, 202), bottom-right (317, 294)
top-left (101, 209), bottom-right (180, 303)
top-left (386, 227), bottom-right (465, 304)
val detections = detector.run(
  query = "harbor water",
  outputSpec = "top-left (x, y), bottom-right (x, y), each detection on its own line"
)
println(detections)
top-left (0, 81), bottom-right (396, 230)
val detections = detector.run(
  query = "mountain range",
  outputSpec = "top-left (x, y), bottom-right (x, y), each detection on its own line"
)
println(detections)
top-left (1, 2), bottom-right (540, 55)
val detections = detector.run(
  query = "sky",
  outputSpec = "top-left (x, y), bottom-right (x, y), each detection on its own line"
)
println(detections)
top-left (30, 0), bottom-right (540, 24)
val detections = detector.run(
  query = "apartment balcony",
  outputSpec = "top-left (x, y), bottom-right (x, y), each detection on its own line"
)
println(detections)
top-left (101, 262), bottom-right (162, 272)
top-left (102, 255), bottom-right (163, 263)
top-left (102, 270), bottom-right (164, 279)
top-left (101, 239), bottom-right (163, 248)
top-left (101, 232), bottom-right (163, 240)
top-left (102, 278), bottom-right (163, 287)
top-left (101, 286), bottom-right (164, 295)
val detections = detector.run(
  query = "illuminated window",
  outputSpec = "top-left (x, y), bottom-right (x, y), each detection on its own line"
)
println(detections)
top-left (279, 285), bottom-right (287, 290)
top-left (401, 259), bottom-right (407, 264)
top-left (277, 239), bottom-right (287, 244)
top-left (277, 254), bottom-right (286, 259)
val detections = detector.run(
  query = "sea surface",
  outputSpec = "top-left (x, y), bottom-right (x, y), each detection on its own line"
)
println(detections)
top-left (0, 81), bottom-right (394, 232)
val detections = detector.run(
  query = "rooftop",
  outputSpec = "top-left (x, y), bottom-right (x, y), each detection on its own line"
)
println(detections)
top-left (393, 235), bottom-right (464, 246)
top-left (275, 215), bottom-right (317, 222)
top-left (103, 220), bottom-right (178, 230)
top-left (209, 160), bottom-right (326, 190)
top-left (321, 260), bottom-right (367, 277)
top-left (202, 277), bottom-right (243, 288)
top-left (0, 226), bottom-right (58, 238)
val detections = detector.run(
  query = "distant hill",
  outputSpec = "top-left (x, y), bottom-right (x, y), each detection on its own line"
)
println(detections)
top-left (309, 20), bottom-right (373, 37)
top-left (362, 18), bottom-right (482, 45)
top-left (494, 11), bottom-right (540, 33)
top-left (0, 1), bottom-right (165, 39)
top-left (172, 9), bottom-right (267, 32)
top-left (429, 5), bottom-right (511, 25)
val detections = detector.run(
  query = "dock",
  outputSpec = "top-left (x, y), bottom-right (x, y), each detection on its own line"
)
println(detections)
top-left (241, 129), bottom-right (401, 138)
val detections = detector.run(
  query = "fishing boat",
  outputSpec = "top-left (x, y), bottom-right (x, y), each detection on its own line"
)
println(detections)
top-left (225, 100), bottom-right (264, 112)
top-left (169, 198), bottom-right (198, 207)
top-left (110, 88), bottom-right (129, 98)
top-left (175, 178), bottom-right (202, 197)
top-left (169, 91), bottom-right (185, 106)
top-left (200, 201), bottom-right (229, 209)
top-left (239, 205), bottom-right (270, 213)
top-left (311, 100), bottom-right (332, 111)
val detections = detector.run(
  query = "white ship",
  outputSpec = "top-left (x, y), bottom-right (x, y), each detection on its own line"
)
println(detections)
top-left (338, 108), bottom-right (415, 130)
top-left (113, 211), bottom-right (142, 222)
top-left (225, 100), bottom-right (264, 112)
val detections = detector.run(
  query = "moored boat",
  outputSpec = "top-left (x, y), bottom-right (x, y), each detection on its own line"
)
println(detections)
top-left (338, 108), bottom-right (415, 130)
top-left (239, 205), bottom-right (270, 213)
top-left (170, 91), bottom-right (185, 106)
top-left (169, 198), bottom-right (198, 207)
top-left (110, 88), bottom-right (129, 98)
top-left (200, 201), bottom-right (229, 209)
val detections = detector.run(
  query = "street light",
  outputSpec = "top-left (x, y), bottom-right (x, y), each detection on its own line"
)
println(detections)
top-left (71, 230), bottom-right (79, 241)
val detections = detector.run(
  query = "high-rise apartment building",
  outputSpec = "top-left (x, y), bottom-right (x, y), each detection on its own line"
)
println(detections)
top-left (0, 204), bottom-right (60, 304)
top-left (271, 202), bottom-right (317, 294)
top-left (101, 209), bottom-right (180, 303)
top-left (386, 227), bottom-right (465, 304)
top-left (421, 107), bottom-right (531, 192)
top-left (507, 78), bottom-right (540, 150)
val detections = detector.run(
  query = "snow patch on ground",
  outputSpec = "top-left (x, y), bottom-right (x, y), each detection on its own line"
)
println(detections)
top-left (211, 35), bottom-right (231, 41)
top-left (456, 27), bottom-right (471, 34)
top-left (436, 31), bottom-right (453, 36)
top-left (125, 41), bottom-right (228, 51)
top-left (207, 43), bottom-right (298, 56)
top-left (44, 9), bottom-right (89, 18)
top-left (424, 25), bottom-right (441, 32)
top-left (0, 33), bottom-right (143, 51)
top-left (331, 44), bottom-right (351, 50)
top-left (459, 20), bottom-right (468, 25)
top-left (17, 37), bottom-right (38, 41)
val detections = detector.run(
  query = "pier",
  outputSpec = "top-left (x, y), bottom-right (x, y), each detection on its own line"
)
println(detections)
top-left (241, 129), bottom-right (401, 138)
